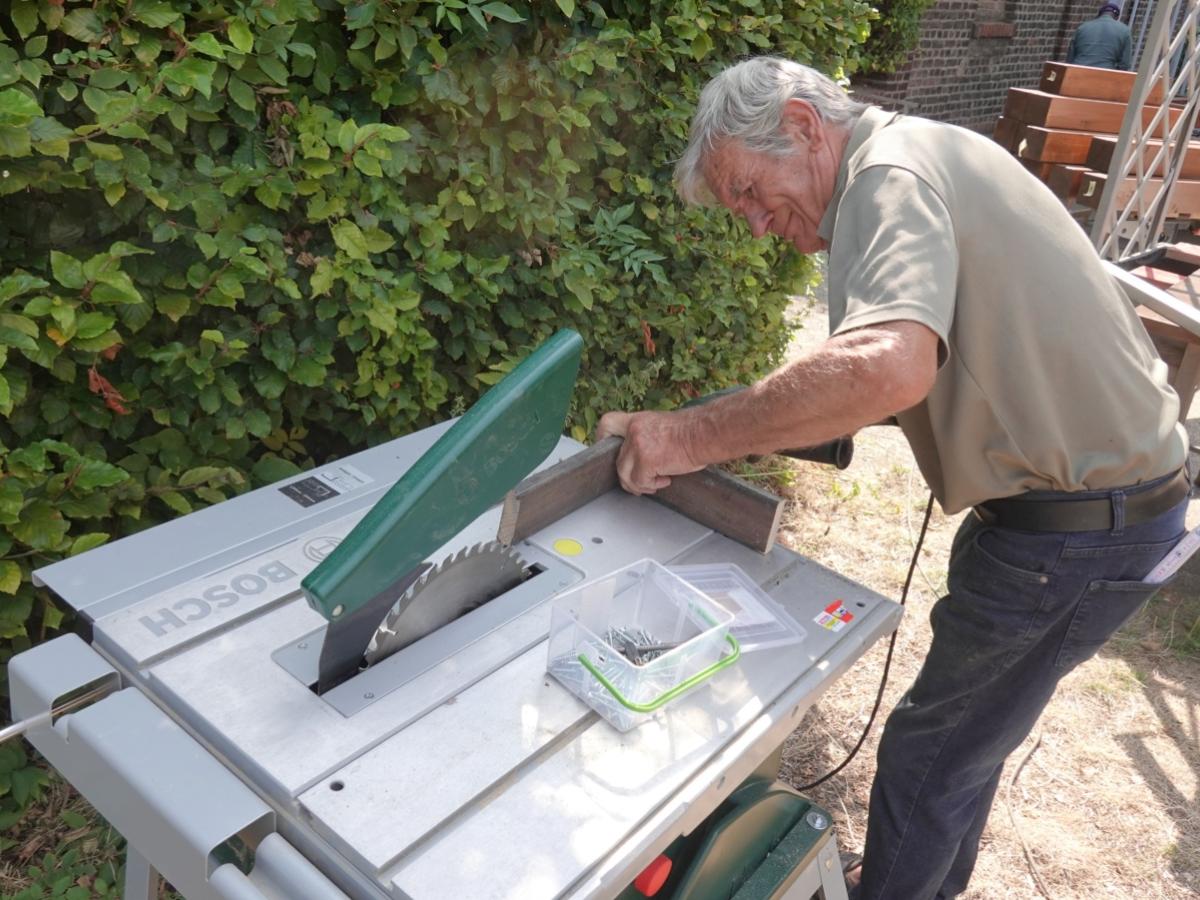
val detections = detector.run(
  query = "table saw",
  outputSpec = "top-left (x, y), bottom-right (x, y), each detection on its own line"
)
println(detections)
top-left (8, 331), bottom-right (901, 900)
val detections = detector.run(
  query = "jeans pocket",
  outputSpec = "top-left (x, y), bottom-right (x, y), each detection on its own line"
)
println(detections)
top-left (1054, 579), bottom-right (1160, 673)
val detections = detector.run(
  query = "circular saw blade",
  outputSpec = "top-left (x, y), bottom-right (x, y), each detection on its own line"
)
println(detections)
top-left (363, 541), bottom-right (527, 665)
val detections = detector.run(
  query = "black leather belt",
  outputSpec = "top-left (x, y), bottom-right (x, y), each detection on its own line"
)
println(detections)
top-left (974, 468), bottom-right (1192, 533)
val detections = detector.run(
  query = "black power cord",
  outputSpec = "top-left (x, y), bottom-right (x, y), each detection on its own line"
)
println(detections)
top-left (796, 490), bottom-right (936, 792)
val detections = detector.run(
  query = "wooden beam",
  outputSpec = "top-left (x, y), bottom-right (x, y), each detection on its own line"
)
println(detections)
top-left (1039, 61), bottom-right (1164, 104)
top-left (1076, 171), bottom-right (1200, 218)
top-left (992, 115), bottom-right (1020, 152)
top-left (497, 436), bottom-right (785, 553)
top-left (1021, 158), bottom-right (1053, 181)
top-left (1046, 163), bottom-right (1090, 203)
top-left (1085, 134), bottom-right (1200, 180)
top-left (1003, 88), bottom-right (1182, 133)
top-left (1107, 262), bottom-right (1200, 339)
top-left (1018, 125), bottom-right (1106, 164)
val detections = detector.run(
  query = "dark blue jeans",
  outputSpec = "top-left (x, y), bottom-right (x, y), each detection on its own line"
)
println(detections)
top-left (854, 478), bottom-right (1188, 900)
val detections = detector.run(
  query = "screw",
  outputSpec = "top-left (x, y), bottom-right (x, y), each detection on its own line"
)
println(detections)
top-left (805, 810), bottom-right (829, 831)
top-left (298, 642), bottom-right (308, 650)
top-left (363, 692), bottom-right (374, 699)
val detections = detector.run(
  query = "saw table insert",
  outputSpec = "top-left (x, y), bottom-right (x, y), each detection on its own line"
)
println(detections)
top-left (11, 331), bottom-right (901, 900)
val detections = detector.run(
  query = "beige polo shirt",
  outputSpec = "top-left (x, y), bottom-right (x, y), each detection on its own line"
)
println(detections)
top-left (817, 107), bottom-right (1187, 513)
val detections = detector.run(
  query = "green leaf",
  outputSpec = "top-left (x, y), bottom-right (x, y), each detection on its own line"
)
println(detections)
top-left (227, 19), bottom-right (254, 53)
top-left (331, 220), bottom-right (370, 260)
top-left (61, 9), bottom-right (106, 42)
top-left (252, 455), bottom-right (302, 485)
top-left (227, 75), bottom-right (255, 111)
top-left (257, 56), bottom-right (289, 87)
top-left (12, 1), bottom-right (39, 38)
top-left (178, 466), bottom-right (222, 487)
top-left (162, 57), bottom-right (216, 98)
top-left (0, 88), bottom-right (42, 125)
top-left (51, 251), bottom-right (85, 290)
top-left (76, 311), bottom-right (115, 339)
top-left (0, 124), bottom-right (32, 157)
top-left (309, 260), bottom-right (335, 296)
top-left (156, 293), bottom-right (191, 321)
top-left (131, 1), bottom-right (180, 28)
top-left (85, 140), bottom-right (123, 161)
top-left (69, 533), bottom-right (110, 556)
top-left (290, 356), bottom-right (327, 386)
top-left (0, 272), bottom-right (48, 303)
top-left (555, 0), bottom-right (575, 16)
top-left (0, 561), bottom-right (20, 594)
top-left (11, 500), bottom-right (69, 550)
top-left (73, 459), bottom-right (130, 490)
top-left (190, 33), bottom-right (226, 59)
top-left (158, 490), bottom-right (192, 515)
top-left (482, 2), bottom-right (526, 23)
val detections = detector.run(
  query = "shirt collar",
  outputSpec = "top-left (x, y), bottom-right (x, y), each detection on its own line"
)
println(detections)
top-left (817, 106), bottom-right (901, 244)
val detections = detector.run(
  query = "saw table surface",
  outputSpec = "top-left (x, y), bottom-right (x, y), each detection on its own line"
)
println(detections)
top-left (28, 427), bottom-right (901, 900)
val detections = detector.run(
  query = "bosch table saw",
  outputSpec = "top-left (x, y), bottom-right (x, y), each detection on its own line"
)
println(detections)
top-left (8, 331), bottom-right (901, 900)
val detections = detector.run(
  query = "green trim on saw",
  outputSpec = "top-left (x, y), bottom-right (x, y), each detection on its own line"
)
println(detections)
top-left (303, 329), bottom-right (583, 621)
top-left (578, 633), bottom-right (741, 713)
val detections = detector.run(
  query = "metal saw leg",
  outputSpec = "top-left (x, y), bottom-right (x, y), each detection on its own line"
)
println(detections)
top-left (812, 835), bottom-right (850, 900)
top-left (123, 846), bottom-right (158, 900)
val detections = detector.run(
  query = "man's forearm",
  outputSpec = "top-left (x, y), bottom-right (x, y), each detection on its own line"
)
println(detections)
top-left (685, 324), bottom-right (934, 465)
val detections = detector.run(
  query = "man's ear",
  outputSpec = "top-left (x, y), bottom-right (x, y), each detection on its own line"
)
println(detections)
top-left (780, 98), bottom-right (823, 151)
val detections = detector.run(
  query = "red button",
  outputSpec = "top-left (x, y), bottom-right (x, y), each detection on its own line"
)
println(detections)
top-left (633, 854), bottom-right (673, 896)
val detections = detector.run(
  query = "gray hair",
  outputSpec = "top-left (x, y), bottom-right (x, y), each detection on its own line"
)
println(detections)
top-left (675, 57), bottom-right (867, 205)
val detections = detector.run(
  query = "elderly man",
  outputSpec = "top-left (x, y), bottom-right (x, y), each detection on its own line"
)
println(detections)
top-left (1067, 3), bottom-right (1133, 71)
top-left (597, 57), bottom-right (1191, 899)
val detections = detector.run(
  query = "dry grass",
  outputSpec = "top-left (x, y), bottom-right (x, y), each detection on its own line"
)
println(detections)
top-left (774, 293), bottom-right (1200, 899)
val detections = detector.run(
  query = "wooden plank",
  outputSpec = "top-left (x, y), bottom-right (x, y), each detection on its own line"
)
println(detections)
top-left (1130, 265), bottom-right (1184, 291)
top-left (1046, 163), bottom-right (1090, 203)
top-left (1021, 158), bottom-right (1053, 181)
top-left (1174, 343), bottom-right (1200, 419)
top-left (1003, 88), bottom-right (1182, 133)
top-left (497, 436), bottom-right (784, 553)
top-left (1076, 171), bottom-right (1200, 218)
top-left (1107, 262), bottom-right (1200, 339)
top-left (1085, 134), bottom-right (1200, 180)
top-left (1039, 61), bottom-right (1164, 104)
top-left (992, 115), bottom-right (1020, 152)
top-left (1163, 242), bottom-right (1200, 268)
top-left (1018, 125), bottom-right (1106, 164)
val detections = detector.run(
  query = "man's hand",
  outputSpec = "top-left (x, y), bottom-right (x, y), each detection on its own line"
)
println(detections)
top-left (596, 410), bottom-right (706, 495)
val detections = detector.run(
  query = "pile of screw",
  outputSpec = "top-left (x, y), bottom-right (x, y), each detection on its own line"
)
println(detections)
top-left (603, 627), bottom-right (680, 666)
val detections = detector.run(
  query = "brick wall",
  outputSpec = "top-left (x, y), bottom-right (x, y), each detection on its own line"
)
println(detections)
top-left (850, 0), bottom-right (1104, 131)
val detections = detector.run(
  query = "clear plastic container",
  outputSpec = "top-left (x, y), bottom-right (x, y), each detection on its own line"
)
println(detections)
top-left (669, 563), bottom-right (808, 653)
top-left (546, 559), bottom-right (739, 731)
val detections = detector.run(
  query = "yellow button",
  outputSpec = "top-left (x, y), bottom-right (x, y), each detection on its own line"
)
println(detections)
top-left (553, 538), bottom-right (583, 557)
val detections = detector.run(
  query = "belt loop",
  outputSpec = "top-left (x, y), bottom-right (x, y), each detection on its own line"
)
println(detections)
top-left (1110, 489), bottom-right (1126, 536)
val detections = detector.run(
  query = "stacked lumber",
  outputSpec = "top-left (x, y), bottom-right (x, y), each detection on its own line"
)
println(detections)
top-left (991, 61), bottom-right (1197, 212)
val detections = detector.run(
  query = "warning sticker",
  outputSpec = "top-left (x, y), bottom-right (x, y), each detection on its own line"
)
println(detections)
top-left (815, 600), bottom-right (854, 632)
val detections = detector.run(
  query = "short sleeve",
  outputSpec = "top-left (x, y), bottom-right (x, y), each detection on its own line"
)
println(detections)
top-left (826, 165), bottom-right (958, 366)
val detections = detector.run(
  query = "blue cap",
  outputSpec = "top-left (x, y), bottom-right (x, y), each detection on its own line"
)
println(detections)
top-left (1099, 2), bottom-right (1122, 14)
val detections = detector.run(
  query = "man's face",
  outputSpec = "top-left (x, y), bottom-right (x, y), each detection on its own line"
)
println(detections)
top-left (700, 101), bottom-right (841, 254)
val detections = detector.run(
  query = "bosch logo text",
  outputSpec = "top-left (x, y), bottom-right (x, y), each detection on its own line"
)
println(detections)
top-left (138, 561), bottom-right (297, 638)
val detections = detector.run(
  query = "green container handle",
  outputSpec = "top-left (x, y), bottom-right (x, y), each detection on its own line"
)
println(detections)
top-left (577, 633), bottom-right (741, 714)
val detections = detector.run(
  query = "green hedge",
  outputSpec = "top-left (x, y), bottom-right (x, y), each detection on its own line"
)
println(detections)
top-left (859, 0), bottom-right (936, 74)
top-left (0, 0), bottom-right (876, 823)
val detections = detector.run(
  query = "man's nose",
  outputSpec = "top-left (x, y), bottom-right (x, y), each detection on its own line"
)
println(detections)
top-left (745, 206), bottom-right (770, 238)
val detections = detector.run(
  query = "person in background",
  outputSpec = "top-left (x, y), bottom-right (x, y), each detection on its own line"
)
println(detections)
top-left (597, 56), bottom-right (1191, 899)
top-left (1067, 3), bottom-right (1133, 70)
